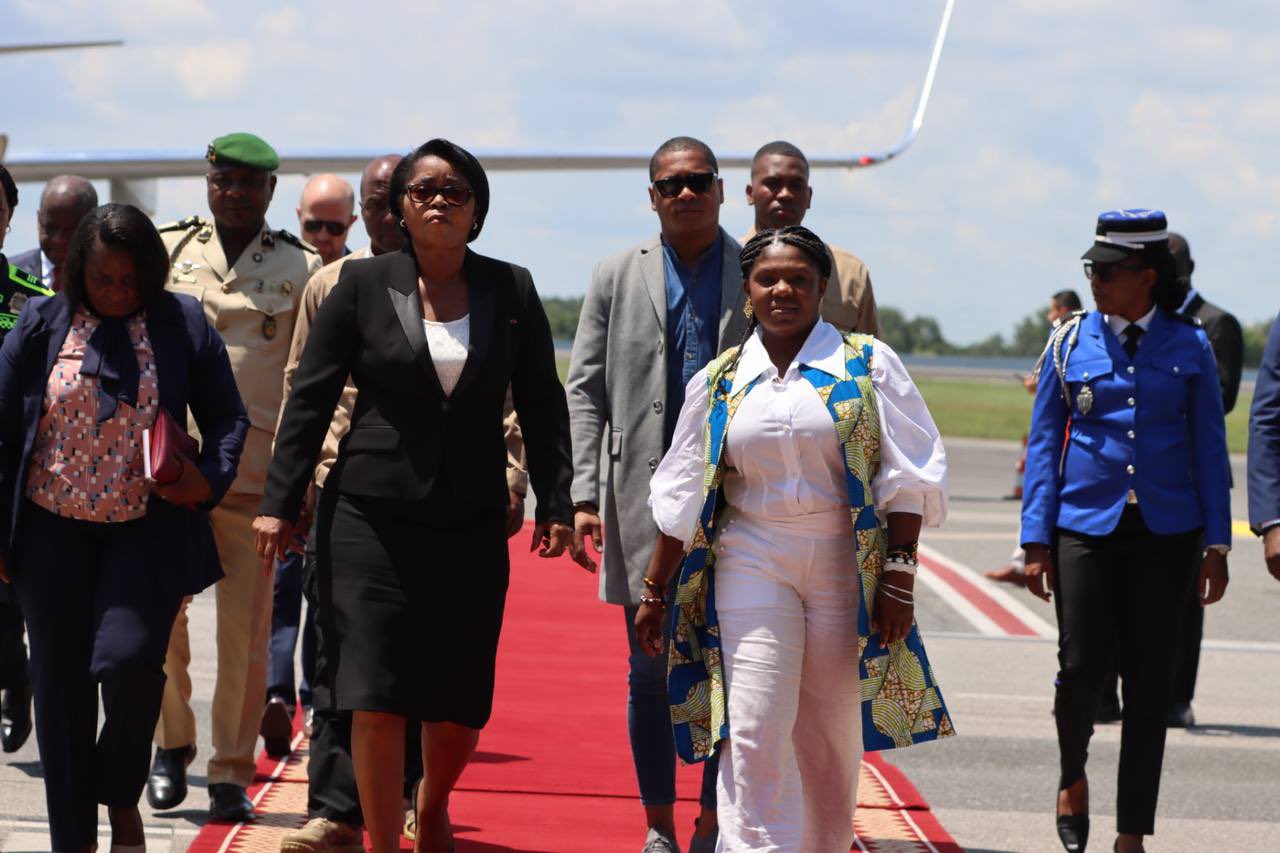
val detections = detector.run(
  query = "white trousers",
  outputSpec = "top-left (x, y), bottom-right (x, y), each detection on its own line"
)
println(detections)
top-left (714, 507), bottom-right (863, 853)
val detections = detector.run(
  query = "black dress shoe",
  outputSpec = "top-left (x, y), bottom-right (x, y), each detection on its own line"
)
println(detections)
top-left (1056, 813), bottom-right (1089, 852)
top-left (1167, 701), bottom-right (1195, 728)
top-left (146, 744), bottom-right (196, 810)
top-left (260, 695), bottom-right (294, 758)
top-left (0, 686), bottom-right (33, 753)
top-left (208, 783), bottom-right (256, 822)
top-left (1095, 692), bottom-right (1122, 724)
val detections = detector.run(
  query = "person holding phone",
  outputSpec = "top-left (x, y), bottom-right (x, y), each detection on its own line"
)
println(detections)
top-left (0, 203), bottom-right (247, 852)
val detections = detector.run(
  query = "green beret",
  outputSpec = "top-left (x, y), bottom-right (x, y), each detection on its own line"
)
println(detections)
top-left (205, 132), bottom-right (280, 171)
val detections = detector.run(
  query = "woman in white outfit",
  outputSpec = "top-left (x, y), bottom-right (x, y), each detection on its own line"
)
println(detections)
top-left (637, 226), bottom-right (954, 853)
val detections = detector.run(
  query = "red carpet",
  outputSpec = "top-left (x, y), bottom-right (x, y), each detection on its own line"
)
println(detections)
top-left (188, 524), bottom-right (960, 852)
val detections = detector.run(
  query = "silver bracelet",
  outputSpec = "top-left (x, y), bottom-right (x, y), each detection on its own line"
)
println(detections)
top-left (882, 582), bottom-right (914, 597)
top-left (881, 587), bottom-right (914, 605)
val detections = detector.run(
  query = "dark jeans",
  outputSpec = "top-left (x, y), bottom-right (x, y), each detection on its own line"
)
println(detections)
top-left (306, 487), bottom-right (423, 824)
top-left (623, 604), bottom-right (718, 809)
top-left (13, 503), bottom-right (182, 851)
top-left (1052, 506), bottom-right (1199, 837)
top-left (268, 547), bottom-right (315, 708)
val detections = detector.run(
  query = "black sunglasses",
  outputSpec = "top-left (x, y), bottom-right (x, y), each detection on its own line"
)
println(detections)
top-left (404, 182), bottom-right (474, 206)
top-left (1083, 260), bottom-right (1147, 282)
top-left (652, 171), bottom-right (718, 199)
top-left (302, 219), bottom-right (349, 236)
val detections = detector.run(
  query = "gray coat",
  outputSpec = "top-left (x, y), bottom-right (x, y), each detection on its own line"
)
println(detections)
top-left (567, 229), bottom-right (747, 605)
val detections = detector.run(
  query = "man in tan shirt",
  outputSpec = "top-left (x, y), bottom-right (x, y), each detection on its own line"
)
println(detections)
top-left (150, 133), bottom-right (323, 821)
top-left (743, 140), bottom-right (880, 336)
top-left (276, 154), bottom-right (528, 851)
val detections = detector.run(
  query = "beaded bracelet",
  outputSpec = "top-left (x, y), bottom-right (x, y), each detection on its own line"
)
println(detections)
top-left (884, 553), bottom-right (918, 577)
top-left (639, 594), bottom-right (667, 610)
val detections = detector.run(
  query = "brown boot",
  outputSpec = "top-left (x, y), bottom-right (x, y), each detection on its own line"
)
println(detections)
top-left (280, 818), bottom-right (364, 853)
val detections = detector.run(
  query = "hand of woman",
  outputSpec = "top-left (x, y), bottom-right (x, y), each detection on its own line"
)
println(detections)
top-left (635, 602), bottom-right (666, 657)
top-left (531, 520), bottom-right (596, 572)
top-left (1265, 528), bottom-right (1280, 583)
top-left (872, 570), bottom-right (915, 645)
top-left (1197, 550), bottom-right (1229, 605)
top-left (1024, 543), bottom-right (1054, 602)
top-left (151, 459), bottom-right (213, 508)
top-left (506, 490), bottom-right (525, 539)
top-left (252, 515), bottom-right (294, 576)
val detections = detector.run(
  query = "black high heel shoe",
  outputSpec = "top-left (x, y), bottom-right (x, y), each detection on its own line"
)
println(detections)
top-left (1056, 812), bottom-right (1089, 852)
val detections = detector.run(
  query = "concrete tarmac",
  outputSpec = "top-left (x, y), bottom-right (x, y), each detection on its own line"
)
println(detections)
top-left (1, 436), bottom-right (1277, 851)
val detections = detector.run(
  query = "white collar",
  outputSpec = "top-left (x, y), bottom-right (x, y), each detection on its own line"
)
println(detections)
top-left (729, 320), bottom-right (845, 396)
top-left (40, 251), bottom-right (54, 280)
top-left (1104, 305), bottom-right (1156, 338)
top-left (1177, 286), bottom-right (1200, 314)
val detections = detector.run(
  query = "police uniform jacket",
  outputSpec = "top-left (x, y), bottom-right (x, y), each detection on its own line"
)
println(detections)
top-left (1021, 309), bottom-right (1231, 548)
top-left (160, 217), bottom-right (321, 496)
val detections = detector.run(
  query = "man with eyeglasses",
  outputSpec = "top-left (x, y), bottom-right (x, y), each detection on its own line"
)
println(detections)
top-left (296, 174), bottom-right (357, 266)
top-left (150, 132), bottom-right (321, 822)
top-left (743, 141), bottom-right (880, 335)
top-left (568, 136), bottom-right (747, 853)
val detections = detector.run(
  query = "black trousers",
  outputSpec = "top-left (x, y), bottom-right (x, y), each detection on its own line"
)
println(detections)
top-left (0, 584), bottom-right (29, 694)
top-left (1052, 506), bottom-right (1199, 837)
top-left (305, 487), bottom-right (422, 825)
top-left (13, 503), bottom-right (182, 851)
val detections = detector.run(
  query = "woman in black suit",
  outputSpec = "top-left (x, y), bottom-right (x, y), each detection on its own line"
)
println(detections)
top-left (0, 204), bottom-right (248, 852)
top-left (254, 139), bottom-right (589, 853)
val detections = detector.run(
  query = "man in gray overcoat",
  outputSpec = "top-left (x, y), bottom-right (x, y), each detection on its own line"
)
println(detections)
top-left (567, 137), bottom-right (747, 853)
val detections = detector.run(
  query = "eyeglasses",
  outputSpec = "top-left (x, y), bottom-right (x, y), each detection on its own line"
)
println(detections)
top-left (1083, 260), bottom-right (1147, 282)
top-left (404, 182), bottom-right (474, 206)
top-left (302, 219), bottom-right (349, 236)
top-left (652, 172), bottom-right (718, 199)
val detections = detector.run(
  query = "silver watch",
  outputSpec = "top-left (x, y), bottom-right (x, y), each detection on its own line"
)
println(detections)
top-left (1205, 544), bottom-right (1230, 556)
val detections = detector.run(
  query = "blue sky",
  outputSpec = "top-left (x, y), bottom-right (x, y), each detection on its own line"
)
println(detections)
top-left (3, 0), bottom-right (1276, 341)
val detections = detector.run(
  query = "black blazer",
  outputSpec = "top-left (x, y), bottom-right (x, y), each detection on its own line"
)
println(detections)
top-left (1183, 292), bottom-right (1244, 415)
top-left (0, 293), bottom-right (249, 598)
top-left (261, 249), bottom-right (572, 525)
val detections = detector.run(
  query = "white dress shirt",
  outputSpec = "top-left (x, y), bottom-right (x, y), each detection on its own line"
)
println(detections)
top-left (40, 251), bottom-right (56, 290)
top-left (422, 314), bottom-right (469, 397)
top-left (650, 321), bottom-right (948, 546)
top-left (1104, 305), bottom-right (1156, 340)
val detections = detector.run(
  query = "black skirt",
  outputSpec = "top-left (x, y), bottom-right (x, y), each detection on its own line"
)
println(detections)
top-left (318, 490), bottom-right (510, 728)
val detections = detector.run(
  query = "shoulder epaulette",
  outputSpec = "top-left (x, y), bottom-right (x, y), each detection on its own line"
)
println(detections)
top-left (1173, 312), bottom-right (1202, 327)
top-left (6, 262), bottom-right (53, 296)
top-left (157, 215), bottom-right (205, 233)
top-left (274, 228), bottom-right (318, 254)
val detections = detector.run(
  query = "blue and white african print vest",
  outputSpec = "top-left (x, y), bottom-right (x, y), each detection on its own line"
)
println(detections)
top-left (667, 332), bottom-right (954, 762)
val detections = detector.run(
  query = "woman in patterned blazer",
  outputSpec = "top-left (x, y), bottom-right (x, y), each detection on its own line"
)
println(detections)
top-left (637, 226), bottom-right (953, 852)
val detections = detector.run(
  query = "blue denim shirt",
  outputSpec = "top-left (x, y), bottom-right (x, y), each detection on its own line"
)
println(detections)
top-left (662, 234), bottom-right (723, 445)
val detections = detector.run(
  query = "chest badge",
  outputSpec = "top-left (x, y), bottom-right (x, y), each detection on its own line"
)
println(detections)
top-left (1077, 384), bottom-right (1094, 415)
top-left (262, 316), bottom-right (278, 340)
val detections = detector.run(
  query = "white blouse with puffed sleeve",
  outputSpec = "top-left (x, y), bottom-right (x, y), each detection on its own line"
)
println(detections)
top-left (649, 321), bottom-right (948, 547)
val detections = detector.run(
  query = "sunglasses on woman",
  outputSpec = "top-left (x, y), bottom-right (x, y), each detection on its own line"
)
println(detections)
top-left (1082, 260), bottom-right (1147, 282)
top-left (404, 182), bottom-right (474, 206)
top-left (302, 219), bottom-right (349, 236)
top-left (652, 172), bottom-right (718, 199)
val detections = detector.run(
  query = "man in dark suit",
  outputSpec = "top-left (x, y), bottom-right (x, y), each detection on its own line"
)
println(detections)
top-left (8, 175), bottom-right (98, 291)
top-left (1097, 232), bottom-right (1244, 728)
top-left (1248, 314), bottom-right (1280, 583)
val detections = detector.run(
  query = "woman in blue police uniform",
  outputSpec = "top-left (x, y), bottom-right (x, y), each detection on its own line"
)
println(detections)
top-left (1021, 209), bottom-right (1231, 853)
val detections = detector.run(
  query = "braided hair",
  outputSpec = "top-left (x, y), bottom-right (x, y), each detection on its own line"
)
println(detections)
top-left (724, 225), bottom-right (832, 372)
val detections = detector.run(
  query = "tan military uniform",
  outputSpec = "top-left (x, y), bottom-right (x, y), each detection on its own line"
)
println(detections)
top-left (743, 227), bottom-right (880, 336)
top-left (282, 247), bottom-right (528, 494)
top-left (154, 215), bottom-right (321, 788)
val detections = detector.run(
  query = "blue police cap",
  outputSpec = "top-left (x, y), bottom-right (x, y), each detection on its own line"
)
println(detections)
top-left (1082, 209), bottom-right (1169, 263)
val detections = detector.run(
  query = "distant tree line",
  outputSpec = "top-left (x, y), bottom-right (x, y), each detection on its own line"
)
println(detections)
top-left (543, 297), bottom-right (1275, 367)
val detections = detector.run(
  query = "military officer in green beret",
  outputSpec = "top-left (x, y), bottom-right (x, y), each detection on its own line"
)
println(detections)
top-left (149, 133), bottom-right (321, 821)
